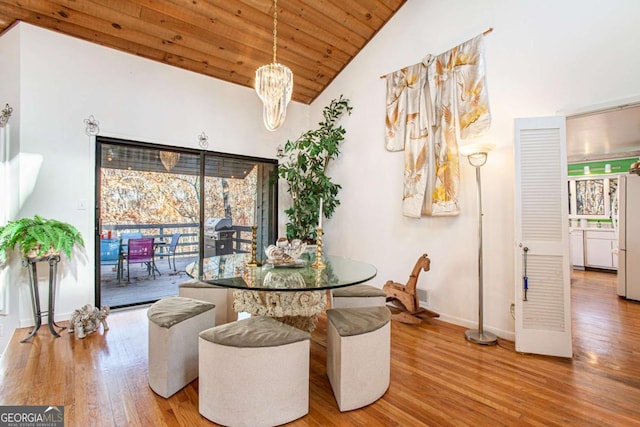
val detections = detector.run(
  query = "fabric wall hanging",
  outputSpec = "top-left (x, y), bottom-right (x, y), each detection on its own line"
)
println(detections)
top-left (383, 29), bottom-right (492, 217)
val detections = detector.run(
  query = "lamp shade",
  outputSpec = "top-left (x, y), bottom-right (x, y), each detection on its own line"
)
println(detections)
top-left (459, 142), bottom-right (495, 157)
top-left (460, 143), bottom-right (495, 168)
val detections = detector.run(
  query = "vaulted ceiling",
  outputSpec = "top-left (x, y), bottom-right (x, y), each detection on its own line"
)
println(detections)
top-left (0, 0), bottom-right (406, 104)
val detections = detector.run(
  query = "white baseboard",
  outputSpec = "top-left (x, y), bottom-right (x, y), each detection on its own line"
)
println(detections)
top-left (426, 310), bottom-right (515, 342)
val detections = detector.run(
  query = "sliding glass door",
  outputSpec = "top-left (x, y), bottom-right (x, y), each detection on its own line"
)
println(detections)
top-left (95, 137), bottom-right (277, 309)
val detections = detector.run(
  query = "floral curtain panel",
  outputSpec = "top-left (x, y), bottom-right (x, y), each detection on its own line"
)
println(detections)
top-left (385, 34), bottom-right (491, 217)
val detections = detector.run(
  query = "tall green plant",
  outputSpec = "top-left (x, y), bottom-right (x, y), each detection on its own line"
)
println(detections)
top-left (278, 95), bottom-right (352, 242)
top-left (0, 215), bottom-right (84, 263)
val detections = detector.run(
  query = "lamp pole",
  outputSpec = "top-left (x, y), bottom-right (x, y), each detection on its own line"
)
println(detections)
top-left (464, 151), bottom-right (498, 345)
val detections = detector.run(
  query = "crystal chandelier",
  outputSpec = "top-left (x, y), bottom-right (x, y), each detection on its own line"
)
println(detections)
top-left (255, 0), bottom-right (293, 131)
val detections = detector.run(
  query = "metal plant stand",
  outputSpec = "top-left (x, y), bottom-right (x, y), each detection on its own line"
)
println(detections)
top-left (21, 254), bottom-right (66, 342)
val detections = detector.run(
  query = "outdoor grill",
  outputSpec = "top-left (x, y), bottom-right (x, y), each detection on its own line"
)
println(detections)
top-left (204, 217), bottom-right (235, 257)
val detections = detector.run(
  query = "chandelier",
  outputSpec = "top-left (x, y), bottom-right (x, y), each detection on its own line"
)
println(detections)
top-left (255, 0), bottom-right (293, 131)
top-left (159, 151), bottom-right (180, 172)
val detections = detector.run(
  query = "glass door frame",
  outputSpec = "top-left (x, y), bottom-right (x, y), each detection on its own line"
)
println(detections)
top-left (95, 136), bottom-right (278, 308)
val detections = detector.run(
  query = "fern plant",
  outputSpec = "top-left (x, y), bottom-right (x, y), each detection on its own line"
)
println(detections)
top-left (278, 95), bottom-right (352, 242)
top-left (0, 215), bottom-right (84, 263)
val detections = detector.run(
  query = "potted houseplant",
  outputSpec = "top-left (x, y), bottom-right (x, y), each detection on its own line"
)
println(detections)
top-left (278, 95), bottom-right (352, 242)
top-left (0, 215), bottom-right (85, 263)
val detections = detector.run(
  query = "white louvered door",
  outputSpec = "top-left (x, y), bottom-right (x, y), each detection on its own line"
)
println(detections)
top-left (514, 117), bottom-right (572, 357)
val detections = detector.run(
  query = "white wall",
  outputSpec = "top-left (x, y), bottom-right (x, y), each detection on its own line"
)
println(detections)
top-left (312, 0), bottom-right (640, 339)
top-left (0, 23), bottom-right (309, 352)
top-left (0, 23), bottom-right (22, 352)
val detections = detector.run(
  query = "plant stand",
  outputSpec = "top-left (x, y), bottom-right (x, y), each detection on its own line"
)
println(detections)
top-left (21, 254), bottom-right (66, 342)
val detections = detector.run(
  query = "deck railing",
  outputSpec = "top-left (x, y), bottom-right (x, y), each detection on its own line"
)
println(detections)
top-left (102, 223), bottom-right (253, 260)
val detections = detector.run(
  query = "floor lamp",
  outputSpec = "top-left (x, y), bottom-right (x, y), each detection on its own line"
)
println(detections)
top-left (460, 143), bottom-right (498, 345)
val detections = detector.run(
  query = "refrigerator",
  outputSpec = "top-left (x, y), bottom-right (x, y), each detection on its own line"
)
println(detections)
top-left (617, 173), bottom-right (640, 301)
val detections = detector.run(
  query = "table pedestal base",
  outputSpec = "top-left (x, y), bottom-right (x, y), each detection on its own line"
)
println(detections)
top-left (233, 290), bottom-right (327, 332)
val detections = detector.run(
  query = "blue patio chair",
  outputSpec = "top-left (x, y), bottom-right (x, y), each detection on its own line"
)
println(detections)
top-left (100, 238), bottom-right (122, 282)
top-left (167, 233), bottom-right (182, 271)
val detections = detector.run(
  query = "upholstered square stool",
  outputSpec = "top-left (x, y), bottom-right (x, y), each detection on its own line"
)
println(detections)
top-left (178, 279), bottom-right (237, 325)
top-left (147, 296), bottom-right (216, 398)
top-left (199, 316), bottom-right (311, 427)
top-left (326, 306), bottom-right (391, 412)
top-left (332, 284), bottom-right (387, 308)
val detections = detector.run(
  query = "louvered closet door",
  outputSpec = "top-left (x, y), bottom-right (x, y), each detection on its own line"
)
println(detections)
top-left (514, 117), bottom-right (572, 357)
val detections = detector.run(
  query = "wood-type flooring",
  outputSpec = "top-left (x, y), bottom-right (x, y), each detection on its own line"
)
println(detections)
top-left (0, 269), bottom-right (638, 426)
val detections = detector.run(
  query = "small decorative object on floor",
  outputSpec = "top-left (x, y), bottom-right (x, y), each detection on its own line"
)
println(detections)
top-left (68, 304), bottom-right (110, 339)
top-left (383, 254), bottom-right (438, 324)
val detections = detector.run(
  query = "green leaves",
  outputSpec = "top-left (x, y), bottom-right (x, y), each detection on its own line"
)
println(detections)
top-left (278, 95), bottom-right (352, 242)
top-left (0, 215), bottom-right (84, 263)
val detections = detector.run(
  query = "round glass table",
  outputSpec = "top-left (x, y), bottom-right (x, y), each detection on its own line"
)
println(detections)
top-left (186, 253), bottom-right (377, 330)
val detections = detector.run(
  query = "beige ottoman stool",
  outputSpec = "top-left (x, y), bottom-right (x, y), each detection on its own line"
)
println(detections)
top-left (199, 316), bottom-right (310, 427)
top-left (179, 279), bottom-right (237, 325)
top-left (326, 306), bottom-right (391, 412)
top-left (147, 296), bottom-right (216, 398)
top-left (332, 284), bottom-right (387, 308)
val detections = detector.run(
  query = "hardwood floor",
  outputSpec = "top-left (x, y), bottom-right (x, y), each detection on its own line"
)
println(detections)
top-left (1, 270), bottom-right (639, 426)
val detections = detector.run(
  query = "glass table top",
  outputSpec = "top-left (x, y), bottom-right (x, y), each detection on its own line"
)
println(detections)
top-left (185, 253), bottom-right (377, 292)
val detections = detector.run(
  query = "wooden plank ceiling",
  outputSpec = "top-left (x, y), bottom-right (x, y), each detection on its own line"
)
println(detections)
top-left (0, 0), bottom-right (406, 104)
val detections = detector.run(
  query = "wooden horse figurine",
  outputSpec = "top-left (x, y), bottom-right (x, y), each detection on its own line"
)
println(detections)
top-left (383, 253), bottom-right (439, 324)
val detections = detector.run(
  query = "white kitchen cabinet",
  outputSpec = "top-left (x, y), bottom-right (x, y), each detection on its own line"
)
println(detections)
top-left (584, 230), bottom-right (617, 269)
top-left (570, 230), bottom-right (584, 269)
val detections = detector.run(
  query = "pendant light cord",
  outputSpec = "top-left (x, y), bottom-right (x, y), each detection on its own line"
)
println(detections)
top-left (273, 0), bottom-right (278, 63)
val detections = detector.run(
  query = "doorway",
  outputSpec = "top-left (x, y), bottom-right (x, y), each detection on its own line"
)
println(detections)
top-left (95, 137), bottom-right (277, 309)
top-left (565, 103), bottom-right (640, 364)
top-left (569, 268), bottom-right (640, 378)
